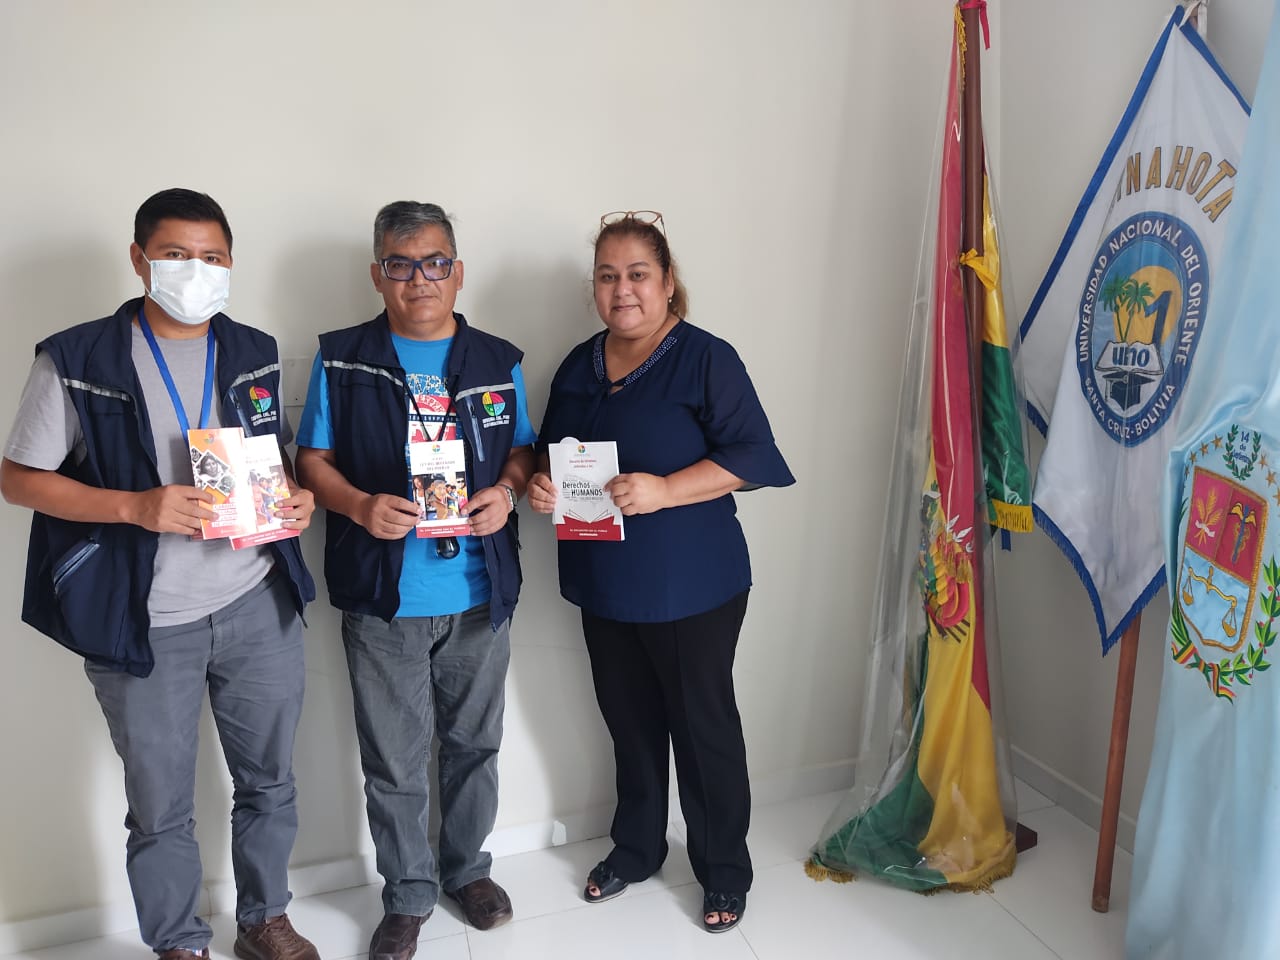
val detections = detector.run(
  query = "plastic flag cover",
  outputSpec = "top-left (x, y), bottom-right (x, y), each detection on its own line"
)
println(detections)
top-left (807, 6), bottom-right (1025, 894)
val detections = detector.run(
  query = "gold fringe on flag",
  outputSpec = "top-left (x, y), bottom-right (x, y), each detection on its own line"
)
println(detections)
top-left (803, 857), bottom-right (856, 884)
top-left (992, 501), bottom-right (1034, 533)
top-left (919, 851), bottom-right (1016, 895)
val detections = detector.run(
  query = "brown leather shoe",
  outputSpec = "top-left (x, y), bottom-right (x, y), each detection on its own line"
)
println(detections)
top-left (445, 877), bottom-right (513, 930)
top-left (233, 913), bottom-right (319, 960)
top-left (368, 911), bottom-right (430, 960)
top-left (158, 950), bottom-right (209, 960)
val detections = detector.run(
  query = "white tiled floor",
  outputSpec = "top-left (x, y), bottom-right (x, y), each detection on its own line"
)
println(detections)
top-left (9, 780), bottom-right (1131, 960)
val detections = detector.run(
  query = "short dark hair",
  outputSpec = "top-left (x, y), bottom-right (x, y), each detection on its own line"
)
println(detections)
top-left (134, 188), bottom-right (233, 252)
top-left (374, 201), bottom-right (457, 259)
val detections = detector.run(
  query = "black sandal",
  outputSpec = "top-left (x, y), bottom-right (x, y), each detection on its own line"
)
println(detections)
top-left (702, 891), bottom-right (746, 933)
top-left (584, 861), bottom-right (629, 903)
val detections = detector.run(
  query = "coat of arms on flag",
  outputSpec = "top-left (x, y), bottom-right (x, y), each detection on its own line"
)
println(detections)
top-left (1018, 6), bottom-right (1250, 652)
top-left (1171, 447), bottom-right (1279, 701)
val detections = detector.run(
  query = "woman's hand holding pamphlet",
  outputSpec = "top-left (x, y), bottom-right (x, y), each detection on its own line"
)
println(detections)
top-left (548, 437), bottom-right (624, 541)
top-left (188, 427), bottom-right (300, 549)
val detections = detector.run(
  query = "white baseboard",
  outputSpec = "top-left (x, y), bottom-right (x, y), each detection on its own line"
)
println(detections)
top-left (1011, 746), bottom-right (1137, 853)
top-left (0, 761), bottom-right (854, 955)
top-left (0, 901), bottom-right (142, 959)
top-left (751, 759), bottom-right (855, 806)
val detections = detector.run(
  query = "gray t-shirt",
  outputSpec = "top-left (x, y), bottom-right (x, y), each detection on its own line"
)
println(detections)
top-left (4, 327), bottom-right (288, 626)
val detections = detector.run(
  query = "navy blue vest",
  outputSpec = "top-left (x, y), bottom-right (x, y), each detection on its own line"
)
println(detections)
top-left (22, 298), bottom-right (315, 677)
top-left (318, 312), bottom-right (524, 627)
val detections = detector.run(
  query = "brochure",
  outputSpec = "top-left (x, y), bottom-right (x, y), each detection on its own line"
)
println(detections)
top-left (188, 427), bottom-right (300, 549)
top-left (548, 437), bottom-right (624, 541)
top-left (409, 438), bottom-right (471, 538)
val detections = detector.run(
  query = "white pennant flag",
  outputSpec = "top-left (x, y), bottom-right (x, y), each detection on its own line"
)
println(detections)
top-left (1019, 6), bottom-right (1250, 652)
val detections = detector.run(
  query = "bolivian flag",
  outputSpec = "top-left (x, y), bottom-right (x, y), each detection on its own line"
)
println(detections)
top-left (807, 5), bottom-right (1021, 893)
top-left (967, 183), bottom-right (1033, 534)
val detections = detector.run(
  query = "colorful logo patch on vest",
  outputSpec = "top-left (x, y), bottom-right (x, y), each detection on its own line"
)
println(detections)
top-left (1075, 212), bottom-right (1208, 447)
top-left (249, 386), bottom-right (273, 414)
top-left (1172, 427), bottom-right (1280, 702)
top-left (482, 391), bottom-right (506, 417)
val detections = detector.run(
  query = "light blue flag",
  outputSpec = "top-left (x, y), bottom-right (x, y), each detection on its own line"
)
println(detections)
top-left (1128, 2), bottom-right (1280, 957)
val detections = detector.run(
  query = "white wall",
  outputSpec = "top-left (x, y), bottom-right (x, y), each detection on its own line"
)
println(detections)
top-left (0, 0), bottom-right (957, 942)
top-left (997, 0), bottom-right (1275, 847)
top-left (12, 0), bottom-right (1270, 946)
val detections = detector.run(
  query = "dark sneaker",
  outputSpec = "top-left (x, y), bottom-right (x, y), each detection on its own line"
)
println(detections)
top-left (158, 950), bottom-right (210, 960)
top-left (445, 877), bottom-right (513, 930)
top-left (369, 911), bottom-right (430, 960)
top-left (233, 913), bottom-right (319, 960)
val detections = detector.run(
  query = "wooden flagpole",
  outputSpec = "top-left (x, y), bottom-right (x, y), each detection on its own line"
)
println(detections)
top-left (1092, 615), bottom-right (1142, 912)
top-left (958, 0), bottom-right (1039, 858)
top-left (1089, 0), bottom-right (1206, 915)
top-left (960, 2), bottom-right (985, 388)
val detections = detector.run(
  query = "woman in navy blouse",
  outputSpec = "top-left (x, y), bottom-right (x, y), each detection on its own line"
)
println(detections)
top-left (528, 211), bottom-right (793, 933)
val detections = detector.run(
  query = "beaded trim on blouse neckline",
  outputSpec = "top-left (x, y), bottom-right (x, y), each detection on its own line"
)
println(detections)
top-left (592, 325), bottom-right (681, 388)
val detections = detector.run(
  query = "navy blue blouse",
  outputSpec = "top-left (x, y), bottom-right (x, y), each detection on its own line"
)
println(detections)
top-left (538, 321), bottom-right (794, 623)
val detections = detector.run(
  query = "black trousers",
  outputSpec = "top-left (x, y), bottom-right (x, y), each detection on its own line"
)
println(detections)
top-left (582, 590), bottom-right (752, 894)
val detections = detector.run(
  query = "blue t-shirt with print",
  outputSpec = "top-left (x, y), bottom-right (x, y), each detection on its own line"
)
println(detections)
top-left (298, 334), bottom-right (536, 617)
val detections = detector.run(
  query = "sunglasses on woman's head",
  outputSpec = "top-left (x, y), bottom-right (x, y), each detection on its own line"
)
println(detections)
top-left (599, 210), bottom-right (666, 235)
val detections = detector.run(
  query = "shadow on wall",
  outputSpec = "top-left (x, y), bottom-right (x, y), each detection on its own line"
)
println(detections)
top-left (266, 239), bottom-right (388, 880)
top-left (469, 254), bottom-right (600, 421)
top-left (469, 255), bottom-right (619, 844)
top-left (0, 242), bottom-right (139, 926)
top-left (190, 239), bottom-right (381, 889)
top-left (266, 239), bottom-right (380, 351)
top-left (0, 638), bottom-right (118, 927)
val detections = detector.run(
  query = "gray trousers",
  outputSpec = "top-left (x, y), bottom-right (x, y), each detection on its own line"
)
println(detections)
top-left (86, 573), bottom-right (305, 954)
top-left (342, 603), bottom-right (510, 916)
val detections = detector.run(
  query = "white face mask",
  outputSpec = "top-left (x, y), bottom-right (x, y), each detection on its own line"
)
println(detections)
top-left (144, 255), bottom-right (231, 325)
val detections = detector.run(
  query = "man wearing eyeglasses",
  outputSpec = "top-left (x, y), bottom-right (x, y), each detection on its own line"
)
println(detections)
top-left (295, 201), bottom-right (536, 960)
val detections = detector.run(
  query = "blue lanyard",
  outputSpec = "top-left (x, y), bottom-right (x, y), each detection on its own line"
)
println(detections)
top-left (137, 305), bottom-right (216, 435)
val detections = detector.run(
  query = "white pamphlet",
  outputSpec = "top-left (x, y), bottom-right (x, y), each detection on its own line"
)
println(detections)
top-left (548, 437), bottom-right (624, 541)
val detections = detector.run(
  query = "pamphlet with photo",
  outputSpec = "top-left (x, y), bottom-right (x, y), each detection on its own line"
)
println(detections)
top-left (409, 438), bottom-right (471, 538)
top-left (188, 427), bottom-right (300, 549)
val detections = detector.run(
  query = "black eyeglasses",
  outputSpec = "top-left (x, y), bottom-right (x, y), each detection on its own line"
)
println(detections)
top-left (436, 535), bottom-right (460, 560)
top-left (380, 256), bottom-right (455, 282)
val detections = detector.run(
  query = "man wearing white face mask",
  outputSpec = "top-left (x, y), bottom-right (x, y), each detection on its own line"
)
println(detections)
top-left (0, 189), bottom-right (321, 960)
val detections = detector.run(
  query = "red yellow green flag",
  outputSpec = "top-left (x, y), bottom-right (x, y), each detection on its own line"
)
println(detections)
top-left (807, 4), bottom-right (1021, 893)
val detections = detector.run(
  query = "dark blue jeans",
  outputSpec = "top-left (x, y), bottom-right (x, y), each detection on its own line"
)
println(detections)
top-left (342, 603), bottom-right (510, 916)
top-left (86, 573), bottom-right (305, 954)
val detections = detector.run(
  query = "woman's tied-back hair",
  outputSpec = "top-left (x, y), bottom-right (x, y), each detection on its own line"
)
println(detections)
top-left (594, 217), bottom-right (689, 320)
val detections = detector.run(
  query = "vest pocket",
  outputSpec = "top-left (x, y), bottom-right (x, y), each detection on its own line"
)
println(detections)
top-left (52, 537), bottom-right (100, 597)
top-left (82, 389), bottom-right (133, 418)
top-left (335, 368), bottom-right (388, 390)
top-left (48, 528), bottom-right (143, 672)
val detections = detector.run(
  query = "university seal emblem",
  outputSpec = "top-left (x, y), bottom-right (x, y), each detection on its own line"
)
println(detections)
top-left (1075, 212), bottom-right (1208, 446)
